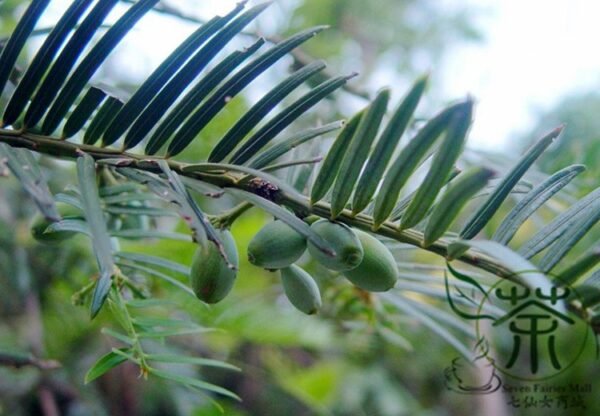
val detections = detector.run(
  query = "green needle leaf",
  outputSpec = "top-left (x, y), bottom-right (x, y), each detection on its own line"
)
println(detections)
top-left (3, 0), bottom-right (92, 127)
top-left (424, 167), bottom-right (494, 247)
top-left (229, 73), bottom-right (355, 164)
top-left (124, 2), bottom-right (271, 150)
top-left (209, 60), bottom-right (326, 162)
top-left (518, 186), bottom-right (600, 259)
top-left (101, 6), bottom-right (244, 146)
top-left (156, 161), bottom-right (234, 268)
top-left (24, 0), bottom-right (119, 129)
top-left (77, 153), bottom-right (115, 318)
top-left (145, 354), bottom-right (240, 371)
top-left (163, 25), bottom-right (328, 157)
top-left (330, 88), bottom-right (391, 218)
top-left (42, 0), bottom-right (159, 135)
top-left (310, 110), bottom-right (364, 205)
top-left (85, 348), bottom-right (129, 383)
top-left (144, 38), bottom-right (265, 155)
top-left (450, 240), bottom-right (551, 291)
top-left (84, 96), bottom-right (123, 145)
top-left (400, 99), bottom-right (473, 230)
top-left (372, 100), bottom-right (467, 229)
top-left (0, 0), bottom-right (50, 101)
top-left (459, 126), bottom-right (562, 240)
top-left (62, 86), bottom-right (107, 139)
top-left (538, 208), bottom-right (600, 273)
top-left (0, 144), bottom-right (58, 220)
top-left (554, 246), bottom-right (600, 286)
top-left (150, 368), bottom-right (241, 401)
top-left (493, 164), bottom-right (585, 244)
top-left (390, 167), bottom-right (461, 221)
top-left (352, 74), bottom-right (428, 214)
top-left (248, 120), bottom-right (343, 169)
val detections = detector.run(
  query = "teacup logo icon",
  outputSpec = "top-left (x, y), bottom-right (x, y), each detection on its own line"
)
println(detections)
top-left (444, 339), bottom-right (502, 394)
top-left (444, 264), bottom-right (590, 381)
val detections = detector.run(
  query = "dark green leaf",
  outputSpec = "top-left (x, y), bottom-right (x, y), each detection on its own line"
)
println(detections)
top-left (423, 167), bottom-right (494, 247)
top-left (310, 110), bottom-right (364, 205)
top-left (84, 96), bottom-right (123, 145)
top-left (390, 167), bottom-right (461, 221)
top-left (3, 0), bottom-right (93, 127)
top-left (330, 88), bottom-right (390, 218)
top-left (41, 0), bottom-right (159, 135)
top-left (101, 7), bottom-right (244, 146)
top-left (62, 86), bottom-right (107, 139)
top-left (263, 156), bottom-right (322, 173)
top-left (400, 99), bottom-right (473, 230)
top-left (124, 2), bottom-right (271, 150)
top-left (570, 284), bottom-right (600, 309)
top-left (144, 38), bottom-right (265, 155)
top-left (493, 164), bottom-right (585, 244)
top-left (0, 0), bottom-right (50, 101)
top-left (209, 60), bottom-right (326, 162)
top-left (459, 126), bottom-right (562, 239)
top-left (372, 101), bottom-right (467, 229)
top-left (24, 0), bottom-right (119, 129)
top-left (352, 74), bottom-right (428, 214)
top-left (163, 25), bottom-right (329, 157)
top-left (229, 73), bottom-right (355, 164)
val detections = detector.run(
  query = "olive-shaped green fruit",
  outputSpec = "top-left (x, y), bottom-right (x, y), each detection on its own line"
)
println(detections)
top-left (190, 230), bottom-right (239, 304)
top-left (307, 219), bottom-right (363, 271)
top-left (247, 221), bottom-right (306, 269)
top-left (280, 265), bottom-right (322, 314)
top-left (343, 230), bottom-right (398, 292)
top-left (31, 203), bottom-right (83, 244)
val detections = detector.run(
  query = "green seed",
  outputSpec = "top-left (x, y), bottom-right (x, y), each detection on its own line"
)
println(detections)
top-left (190, 230), bottom-right (239, 304)
top-left (280, 264), bottom-right (322, 314)
top-left (31, 203), bottom-right (83, 244)
top-left (307, 219), bottom-right (363, 271)
top-left (343, 230), bottom-right (398, 292)
top-left (248, 220), bottom-right (307, 269)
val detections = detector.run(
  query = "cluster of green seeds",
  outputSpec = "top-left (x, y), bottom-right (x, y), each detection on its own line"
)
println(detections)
top-left (246, 218), bottom-right (399, 314)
